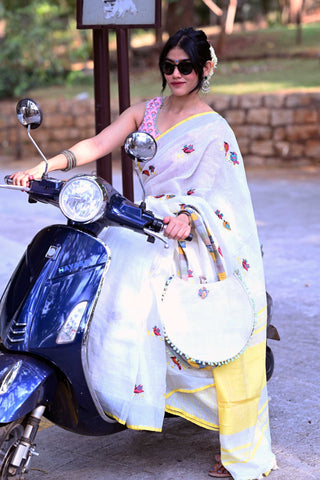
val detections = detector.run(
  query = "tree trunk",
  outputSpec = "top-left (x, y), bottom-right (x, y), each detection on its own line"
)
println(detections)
top-left (289, 0), bottom-right (304, 44)
top-left (216, 0), bottom-right (238, 57)
top-left (165, 0), bottom-right (195, 37)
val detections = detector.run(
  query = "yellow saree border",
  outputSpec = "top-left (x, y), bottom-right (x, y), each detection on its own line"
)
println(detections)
top-left (156, 111), bottom-right (218, 141)
top-left (165, 382), bottom-right (215, 400)
top-left (104, 411), bottom-right (162, 432)
top-left (165, 405), bottom-right (219, 431)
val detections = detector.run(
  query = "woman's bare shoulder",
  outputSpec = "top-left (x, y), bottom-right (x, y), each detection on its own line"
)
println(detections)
top-left (123, 100), bottom-right (148, 128)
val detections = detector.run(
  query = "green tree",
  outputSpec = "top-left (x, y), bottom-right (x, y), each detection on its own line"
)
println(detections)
top-left (0, 0), bottom-right (78, 98)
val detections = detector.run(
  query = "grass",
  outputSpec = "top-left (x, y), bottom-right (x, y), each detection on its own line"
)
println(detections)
top-left (211, 57), bottom-right (320, 95)
top-left (26, 22), bottom-right (320, 101)
top-left (218, 22), bottom-right (320, 59)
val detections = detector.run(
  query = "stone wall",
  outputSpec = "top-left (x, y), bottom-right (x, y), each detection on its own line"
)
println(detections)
top-left (0, 91), bottom-right (319, 167)
top-left (210, 91), bottom-right (320, 167)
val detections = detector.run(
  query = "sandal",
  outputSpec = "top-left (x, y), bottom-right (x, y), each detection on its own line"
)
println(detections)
top-left (208, 455), bottom-right (232, 478)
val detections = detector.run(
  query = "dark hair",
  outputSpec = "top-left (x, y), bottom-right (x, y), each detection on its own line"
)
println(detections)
top-left (159, 27), bottom-right (212, 93)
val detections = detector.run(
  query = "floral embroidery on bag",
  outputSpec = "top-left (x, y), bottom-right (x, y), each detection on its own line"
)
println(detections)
top-left (224, 142), bottom-right (229, 155)
top-left (134, 385), bottom-right (144, 394)
top-left (198, 286), bottom-right (209, 299)
top-left (171, 356), bottom-right (182, 370)
top-left (187, 188), bottom-right (195, 195)
top-left (183, 144), bottom-right (195, 154)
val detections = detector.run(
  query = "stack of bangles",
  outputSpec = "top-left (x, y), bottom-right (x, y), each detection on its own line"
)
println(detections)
top-left (60, 149), bottom-right (77, 171)
top-left (177, 209), bottom-right (191, 225)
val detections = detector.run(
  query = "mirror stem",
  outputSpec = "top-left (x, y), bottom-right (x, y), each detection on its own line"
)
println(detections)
top-left (27, 125), bottom-right (49, 177)
top-left (134, 159), bottom-right (146, 201)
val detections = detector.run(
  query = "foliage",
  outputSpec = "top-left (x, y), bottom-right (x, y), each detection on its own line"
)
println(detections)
top-left (0, 0), bottom-right (319, 99)
top-left (0, 0), bottom-right (78, 98)
top-left (26, 22), bottom-right (320, 100)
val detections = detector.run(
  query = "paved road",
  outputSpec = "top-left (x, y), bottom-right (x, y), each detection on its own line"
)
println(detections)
top-left (0, 161), bottom-right (319, 480)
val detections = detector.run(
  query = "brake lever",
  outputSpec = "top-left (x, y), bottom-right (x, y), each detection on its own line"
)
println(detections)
top-left (143, 228), bottom-right (169, 249)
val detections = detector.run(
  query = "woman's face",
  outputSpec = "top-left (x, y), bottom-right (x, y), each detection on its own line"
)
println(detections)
top-left (163, 46), bottom-right (199, 96)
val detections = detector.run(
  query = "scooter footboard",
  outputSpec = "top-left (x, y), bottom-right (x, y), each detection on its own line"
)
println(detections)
top-left (0, 352), bottom-right (57, 423)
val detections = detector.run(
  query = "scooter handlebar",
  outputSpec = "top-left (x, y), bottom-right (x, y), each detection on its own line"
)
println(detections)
top-left (158, 220), bottom-right (193, 242)
top-left (4, 175), bottom-right (13, 185)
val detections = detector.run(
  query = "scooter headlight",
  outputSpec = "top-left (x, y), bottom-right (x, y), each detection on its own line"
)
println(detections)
top-left (59, 175), bottom-right (107, 223)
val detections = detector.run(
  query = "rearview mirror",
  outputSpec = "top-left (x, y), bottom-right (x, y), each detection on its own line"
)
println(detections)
top-left (124, 131), bottom-right (157, 163)
top-left (16, 98), bottom-right (42, 130)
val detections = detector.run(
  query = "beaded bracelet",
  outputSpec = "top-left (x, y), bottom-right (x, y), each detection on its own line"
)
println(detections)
top-left (60, 149), bottom-right (77, 171)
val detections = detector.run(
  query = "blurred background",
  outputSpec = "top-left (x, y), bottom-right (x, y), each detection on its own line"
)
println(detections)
top-left (0, 0), bottom-right (319, 167)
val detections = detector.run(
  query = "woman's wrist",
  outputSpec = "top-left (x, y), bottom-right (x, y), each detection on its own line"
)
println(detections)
top-left (176, 210), bottom-right (191, 226)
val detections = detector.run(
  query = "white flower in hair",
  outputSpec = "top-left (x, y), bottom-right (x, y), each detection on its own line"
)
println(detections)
top-left (201, 44), bottom-right (218, 94)
top-left (208, 45), bottom-right (218, 80)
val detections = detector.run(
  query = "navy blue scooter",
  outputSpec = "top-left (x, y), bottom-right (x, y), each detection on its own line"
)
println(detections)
top-left (0, 99), bottom-right (170, 479)
top-left (0, 99), bottom-right (279, 479)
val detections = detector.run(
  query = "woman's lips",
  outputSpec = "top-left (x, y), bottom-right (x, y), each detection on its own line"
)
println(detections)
top-left (171, 82), bottom-right (184, 86)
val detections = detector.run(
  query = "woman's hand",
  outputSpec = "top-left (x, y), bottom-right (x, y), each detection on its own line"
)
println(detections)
top-left (10, 162), bottom-right (46, 187)
top-left (163, 214), bottom-right (191, 241)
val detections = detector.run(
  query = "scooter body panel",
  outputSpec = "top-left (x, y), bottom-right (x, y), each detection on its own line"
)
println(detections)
top-left (0, 225), bottom-right (123, 435)
top-left (0, 225), bottom-right (109, 352)
top-left (0, 352), bottom-right (57, 423)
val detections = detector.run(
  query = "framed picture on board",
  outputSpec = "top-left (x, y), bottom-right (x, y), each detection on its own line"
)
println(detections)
top-left (77, 0), bottom-right (161, 29)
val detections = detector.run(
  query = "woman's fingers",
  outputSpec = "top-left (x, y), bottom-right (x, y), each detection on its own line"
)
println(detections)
top-left (10, 171), bottom-right (31, 187)
top-left (10, 164), bottom-right (45, 186)
top-left (163, 216), bottom-right (191, 240)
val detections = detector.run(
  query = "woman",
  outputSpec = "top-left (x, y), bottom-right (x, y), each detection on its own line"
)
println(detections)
top-left (11, 27), bottom-right (277, 480)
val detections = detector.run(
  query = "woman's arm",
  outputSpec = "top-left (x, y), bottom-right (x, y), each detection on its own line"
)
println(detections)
top-left (11, 101), bottom-right (146, 186)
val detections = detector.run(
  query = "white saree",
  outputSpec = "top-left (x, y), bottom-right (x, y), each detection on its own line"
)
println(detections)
top-left (86, 108), bottom-right (277, 480)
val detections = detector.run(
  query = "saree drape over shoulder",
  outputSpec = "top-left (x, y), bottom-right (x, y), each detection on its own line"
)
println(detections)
top-left (86, 102), bottom-right (276, 480)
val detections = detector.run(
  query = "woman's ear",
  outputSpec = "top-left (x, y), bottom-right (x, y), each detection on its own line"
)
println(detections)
top-left (204, 60), bottom-right (214, 78)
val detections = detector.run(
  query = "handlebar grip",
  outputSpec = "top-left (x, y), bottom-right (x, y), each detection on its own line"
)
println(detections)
top-left (159, 222), bottom-right (193, 241)
top-left (4, 175), bottom-right (13, 185)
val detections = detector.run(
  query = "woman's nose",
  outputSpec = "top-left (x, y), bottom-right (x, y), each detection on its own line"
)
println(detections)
top-left (172, 66), bottom-right (181, 78)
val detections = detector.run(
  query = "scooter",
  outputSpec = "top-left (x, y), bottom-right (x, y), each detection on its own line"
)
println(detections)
top-left (0, 99), bottom-right (279, 479)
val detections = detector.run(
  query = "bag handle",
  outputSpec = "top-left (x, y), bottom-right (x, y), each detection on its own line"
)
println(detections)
top-left (177, 205), bottom-right (227, 281)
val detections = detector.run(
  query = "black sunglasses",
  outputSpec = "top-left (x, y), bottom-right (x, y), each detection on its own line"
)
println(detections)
top-left (161, 61), bottom-right (194, 76)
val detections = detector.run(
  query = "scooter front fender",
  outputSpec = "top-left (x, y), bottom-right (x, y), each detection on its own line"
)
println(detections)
top-left (0, 352), bottom-right (57, 423)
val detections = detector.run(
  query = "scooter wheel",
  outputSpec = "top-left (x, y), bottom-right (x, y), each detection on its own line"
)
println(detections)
top-left (0, 417), bottom-right (26, 480)
top-left (266, 345), bottom-right (274, 381)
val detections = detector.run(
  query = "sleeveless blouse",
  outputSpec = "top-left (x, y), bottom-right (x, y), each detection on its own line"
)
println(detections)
top-left (138, 97), bottom-right (164, 139)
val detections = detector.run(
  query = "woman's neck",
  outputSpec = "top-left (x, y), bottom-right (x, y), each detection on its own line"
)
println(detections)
top-left (164, 93), bottom-right (209, 115)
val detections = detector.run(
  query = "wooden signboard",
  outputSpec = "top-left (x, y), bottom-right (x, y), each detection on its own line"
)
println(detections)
top-left (77, 0), bottom-right (161, 29)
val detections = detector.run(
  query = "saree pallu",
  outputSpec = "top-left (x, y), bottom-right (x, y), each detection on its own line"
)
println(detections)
top-left (86, 111), bottom-right (276, 480)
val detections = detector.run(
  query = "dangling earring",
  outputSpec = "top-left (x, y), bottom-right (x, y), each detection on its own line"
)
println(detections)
top-left (201, 76), bottom-right (211, 94)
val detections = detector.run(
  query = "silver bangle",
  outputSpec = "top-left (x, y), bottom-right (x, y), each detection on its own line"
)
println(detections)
top-left (60, 149), bottom-right (77, 171)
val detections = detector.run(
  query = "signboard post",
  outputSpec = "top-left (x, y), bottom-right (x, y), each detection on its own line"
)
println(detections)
top-left (77, 0), bottom-right (161, 200)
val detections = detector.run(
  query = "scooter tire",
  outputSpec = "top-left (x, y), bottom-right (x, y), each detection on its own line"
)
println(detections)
top-left (0, 417), bottom-right (27, 480)
top-left (266, 345), bottom-right (274, 382)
